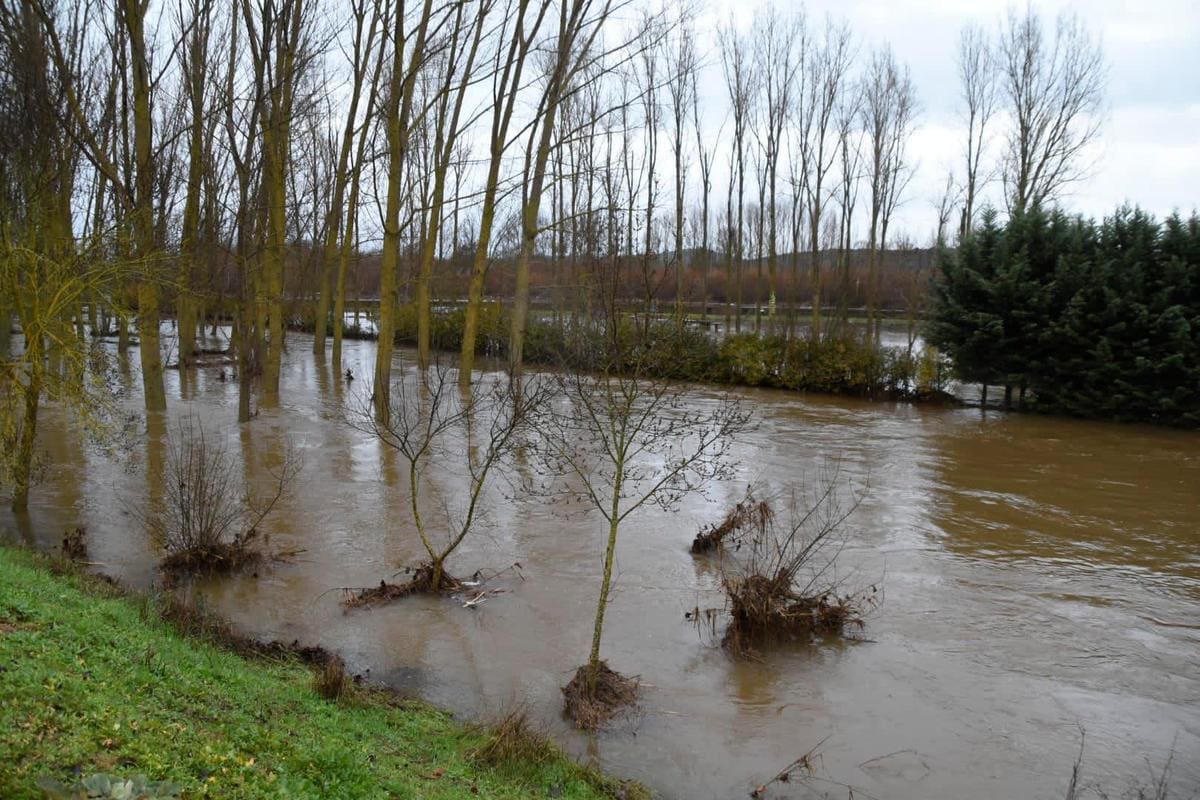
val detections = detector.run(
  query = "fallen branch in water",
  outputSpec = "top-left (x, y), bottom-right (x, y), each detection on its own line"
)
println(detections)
top-left (751, 736), bottom-right (827, 798)
top-left (462, 589), bottom-right (507, 608)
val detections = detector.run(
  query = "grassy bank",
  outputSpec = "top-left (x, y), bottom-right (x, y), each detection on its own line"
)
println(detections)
top-left (0, 547), bottom-right (639, 799)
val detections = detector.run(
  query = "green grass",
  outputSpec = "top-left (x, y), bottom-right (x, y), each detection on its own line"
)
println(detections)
top-left (0, 547), bottom-right (639, 799)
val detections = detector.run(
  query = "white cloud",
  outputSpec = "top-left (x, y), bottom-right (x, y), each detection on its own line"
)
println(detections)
top-left (696, 0), bottom-right (1200, 240)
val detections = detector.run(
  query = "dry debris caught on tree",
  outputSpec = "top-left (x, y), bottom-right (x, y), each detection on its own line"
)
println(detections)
top-left (561, 661), bottom-right (638, 730)
top-left (722, 576), bottom-right (875, 656)
top-left (342, 562), bottom-right (464, 608)
top-left (159, 529), bottom-right (264, 576)
top-left (691, 489), bottom-right (772, 553)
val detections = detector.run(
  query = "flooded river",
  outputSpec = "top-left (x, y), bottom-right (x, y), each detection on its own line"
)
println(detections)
top-left (4, 329), bottom-right (1199, 799)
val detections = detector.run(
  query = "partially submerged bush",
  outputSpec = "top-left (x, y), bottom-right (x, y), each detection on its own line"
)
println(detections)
top-left (561, 661), bottom-right (638, 730)
top-left (717, 476), bottom-right (877, 657)
top-left (138, 418), bottom-right (297, 576)
top-left (692, 488), bottom-right (772, 553)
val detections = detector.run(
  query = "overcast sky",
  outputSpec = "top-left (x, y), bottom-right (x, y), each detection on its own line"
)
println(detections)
top-left (692, 0), bottom-right (1200, 243)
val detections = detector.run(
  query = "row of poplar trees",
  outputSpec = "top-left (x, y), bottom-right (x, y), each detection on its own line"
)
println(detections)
top-left (929, 207), bottom-right (1200, 427)
top-left (0, 0), bottom-right (615, 511)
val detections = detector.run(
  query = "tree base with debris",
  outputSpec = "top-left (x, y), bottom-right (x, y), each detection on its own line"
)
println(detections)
top-left (561, 661), bottom-right (638, 730)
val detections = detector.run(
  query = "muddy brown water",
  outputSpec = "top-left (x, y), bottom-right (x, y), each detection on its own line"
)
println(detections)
top-left (4, 328), bottom-right (1199, 800)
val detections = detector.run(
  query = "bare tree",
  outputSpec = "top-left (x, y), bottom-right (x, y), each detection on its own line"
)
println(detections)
top-left (957, 23), bottom-right (996, 238)
top-left (313, 0), bottom-right (382, 359)
top-left (719, 19), bottom-right (753, 334)
top-left (800, 18), bottom-right (852, 341)
top-left (349, 364), bottom-right (546, 597)
top-left (536, 354), bottom-right (749, 727)
top-left (753, 8), bottom-right (800, 335)
top-left (241, 0), bottom-right (317, 398)
top-left (833, 86), bottom-right (862, 334)
top-left (689, 30), bottom-right (716, 320)
top-left (666, 18), bottom-right (694, 329)
top-left (861, 45), bottom-right (917, 341)
top-left (507, 0), bottom-right (619, 375)
top-left (415, 0), bottom-right (492, 369)
top-left (29, 0), bottom-right (170, 410)
top-left (998, 8), bottom-right (1106, 214)
top-left (374, 0), bottom-right (438, 415)
top-left (458, 0), bottom-right (551, 384)
top-left (177, 0), bottom-right (216, 370)
top-left (934, 170), bottom-right (959, 247)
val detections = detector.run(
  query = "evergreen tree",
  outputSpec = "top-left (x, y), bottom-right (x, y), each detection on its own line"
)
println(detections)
top-left (1052, 209), bottom-right (1200, 425)
top-left (927, 211), bottom-right (1007, 402)
top-left (930, 205), bottom-right (1199, 427)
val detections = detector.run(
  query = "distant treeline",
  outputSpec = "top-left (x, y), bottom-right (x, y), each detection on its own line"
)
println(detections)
top-left (929, 207), bottom-right (1200, 427)
top-left (248, 244), bottom-right (936, 320)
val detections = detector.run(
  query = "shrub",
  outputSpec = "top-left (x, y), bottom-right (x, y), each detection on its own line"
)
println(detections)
top-left (136, 417), bottom-right (297, 575)
top-left (714, 477), bottom-right (879, 657)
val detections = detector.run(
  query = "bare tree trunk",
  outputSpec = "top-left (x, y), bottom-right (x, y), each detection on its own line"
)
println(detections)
top-left (315, 1), bottom-right (378, 359)
top-left (177, 0), bottom-right (213, 370)
top-left (375, 0), bottom-right (435, 415)
top-left (123, 0), bottom-right (166, 411)
top-left (417, 1), bottom-right (487, 369)
top-left (509, 0), bottom-right (609, 374)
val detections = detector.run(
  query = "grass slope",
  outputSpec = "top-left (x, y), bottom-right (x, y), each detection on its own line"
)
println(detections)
top-left (0, 547), bottom-right (633, 799)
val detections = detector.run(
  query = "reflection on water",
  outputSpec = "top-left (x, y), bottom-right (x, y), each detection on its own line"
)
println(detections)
top-left (3, 327), bottom-right (1198, 800)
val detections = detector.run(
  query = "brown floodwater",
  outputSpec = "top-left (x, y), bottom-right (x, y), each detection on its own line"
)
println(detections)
top-left (4, 328), bottom-right (1199, 799)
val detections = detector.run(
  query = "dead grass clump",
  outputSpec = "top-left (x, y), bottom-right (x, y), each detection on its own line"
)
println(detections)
top-left (692, 489), bottom-right (772, 553)
top-left (342, 562), bottom-right (463, 607)
top-left (471, 707), bottom-right (556, 768)
top-left (155, 590), bottom-right (239, 644)
top-left (313, 655), bottom-right (351, 702)
top-left (561, 661), bottom-right (638, 730)
top-left (60, 527), bottom-right (88, 561)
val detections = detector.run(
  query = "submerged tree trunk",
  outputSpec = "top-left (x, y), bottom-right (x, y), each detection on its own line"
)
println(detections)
top-left (124, 0), bottom-right (165, 411)
top-left (375, 0), bottom-right (433, 415)
top-left (509, 94), bottom-right (560, 374)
